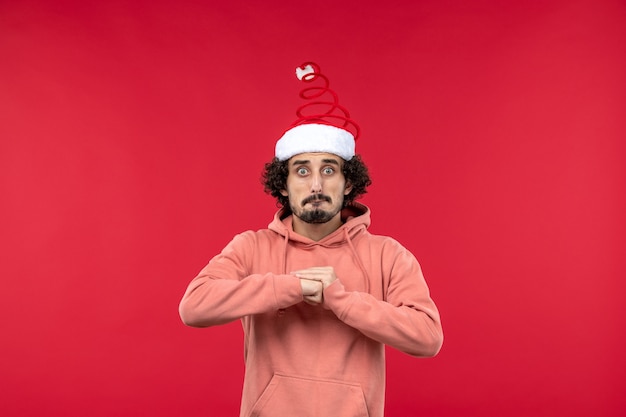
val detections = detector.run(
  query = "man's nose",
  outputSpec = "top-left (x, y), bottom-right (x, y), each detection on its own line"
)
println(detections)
top-left (310, 173), bottom-right (322, 193)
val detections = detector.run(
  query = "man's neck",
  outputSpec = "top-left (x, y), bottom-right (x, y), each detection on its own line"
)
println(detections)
top-left (291, 214), bottom-right (343, 241)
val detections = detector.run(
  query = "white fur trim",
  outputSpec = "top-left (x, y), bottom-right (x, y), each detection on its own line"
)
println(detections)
top-left (275, 124), bottom-right (355, 161)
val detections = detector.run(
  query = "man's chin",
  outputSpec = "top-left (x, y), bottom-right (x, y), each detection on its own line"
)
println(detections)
top-left (298, 209), bottom-right (334, 224)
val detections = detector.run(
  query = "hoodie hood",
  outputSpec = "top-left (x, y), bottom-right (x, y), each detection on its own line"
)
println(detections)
top-left (268, 202), bottom-right (370, 245)
top-left (268, 202), bottom-right (372, 292)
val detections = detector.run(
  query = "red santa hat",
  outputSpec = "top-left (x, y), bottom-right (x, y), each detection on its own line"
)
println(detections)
top-left (275, 62), bottom-right (360, 161)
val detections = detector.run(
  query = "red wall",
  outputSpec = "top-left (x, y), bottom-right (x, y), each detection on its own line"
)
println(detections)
top-left (1, 1), bottom-right (625, 416)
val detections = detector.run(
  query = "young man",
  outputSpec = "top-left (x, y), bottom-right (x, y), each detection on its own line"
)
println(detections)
top-left (179, 63), bottom-right (443, 417)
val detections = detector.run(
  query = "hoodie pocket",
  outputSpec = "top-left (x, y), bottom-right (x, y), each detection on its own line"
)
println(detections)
top-left (248, 373), bottom-right (370, 417)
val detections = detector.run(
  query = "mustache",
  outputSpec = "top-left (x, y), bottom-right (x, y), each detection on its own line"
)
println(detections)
top-left (302, 194), bottom-right (332, 205)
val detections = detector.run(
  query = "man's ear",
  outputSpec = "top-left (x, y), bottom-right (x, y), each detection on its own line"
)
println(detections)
top-left (280, 189), bottom-right (288, 197)
top-left (344, 182), bottom-right (353, 196)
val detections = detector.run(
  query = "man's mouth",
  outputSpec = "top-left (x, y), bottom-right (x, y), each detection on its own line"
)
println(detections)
top-left (302, 194), bottom-right (331, 205)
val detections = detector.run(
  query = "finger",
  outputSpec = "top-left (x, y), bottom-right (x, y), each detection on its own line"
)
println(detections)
top-left (291, 266), bottom-right (333, 274)
top-left (293, 270), bottom-right (327, 279)
top-left (303, 295), bottom-right (322, 305)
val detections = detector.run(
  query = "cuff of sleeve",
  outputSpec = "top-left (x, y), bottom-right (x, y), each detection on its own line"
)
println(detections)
top-left (273, 274), bottom-right (304, 309)
top-left (322, 279), bottom-right (353, 316)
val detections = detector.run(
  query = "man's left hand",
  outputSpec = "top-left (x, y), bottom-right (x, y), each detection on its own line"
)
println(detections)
top-left (292, 266), bottom-right (338, 289)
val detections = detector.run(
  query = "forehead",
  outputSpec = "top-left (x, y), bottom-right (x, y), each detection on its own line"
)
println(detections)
top-left (288, 152), bottom-right (343, 166)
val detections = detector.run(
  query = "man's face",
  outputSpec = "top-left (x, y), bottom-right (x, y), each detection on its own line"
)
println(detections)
top-left (281, 152), bottom-right (353, 224)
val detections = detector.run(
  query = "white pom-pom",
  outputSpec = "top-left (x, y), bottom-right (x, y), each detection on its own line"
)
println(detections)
top-left (296, 64), bottom-right (315, 81)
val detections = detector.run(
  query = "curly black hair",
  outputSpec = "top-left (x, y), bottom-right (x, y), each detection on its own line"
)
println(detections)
top-left (262, 154), bottom-right (372, 208)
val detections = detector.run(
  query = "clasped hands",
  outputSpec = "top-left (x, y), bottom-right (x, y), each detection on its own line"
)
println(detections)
top-left (293, 266), bottom-right (337, 306)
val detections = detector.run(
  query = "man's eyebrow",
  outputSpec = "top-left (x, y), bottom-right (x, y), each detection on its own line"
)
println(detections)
top-left (290, 158), bottom-right (340, 167)
top-left (291, 159), bottom-right (310, 166)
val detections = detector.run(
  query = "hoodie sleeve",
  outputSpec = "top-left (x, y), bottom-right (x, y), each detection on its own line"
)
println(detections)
top-left (179, 231), bottom-right (303, 327)
top-left (323, 242), bottom-right (443, 357)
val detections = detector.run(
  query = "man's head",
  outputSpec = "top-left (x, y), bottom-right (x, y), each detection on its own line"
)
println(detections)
top-left (262, 152), bottom-right (371, 217)
top-left (265, 63), bottom-right (370, 219)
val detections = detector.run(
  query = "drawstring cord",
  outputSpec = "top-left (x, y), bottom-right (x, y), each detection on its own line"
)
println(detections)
top-left (282, 228), bottom-right (290, 274)
top-left (344, 227), bottom-right (370, 293)
top-left (276, 228), bottom-right (291, 316)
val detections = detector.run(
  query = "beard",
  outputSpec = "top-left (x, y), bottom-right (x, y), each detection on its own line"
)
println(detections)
top-left (291, 194), bottom-right (342, 224)
top-left (297, 207), bottom-right (337, 224)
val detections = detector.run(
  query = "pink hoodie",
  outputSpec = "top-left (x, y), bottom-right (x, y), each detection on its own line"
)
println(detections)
top-left (179, 203), bottom-right (443, 417)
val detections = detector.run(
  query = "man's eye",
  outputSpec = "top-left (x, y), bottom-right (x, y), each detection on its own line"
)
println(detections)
top-left (322, 167), bottom-right (334, 175)
top-left (297, 168), bottom-right (308, 175)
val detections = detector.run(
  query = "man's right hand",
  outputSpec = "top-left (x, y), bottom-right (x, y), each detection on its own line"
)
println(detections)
top-left (300, 278), bottom-right (323, 305)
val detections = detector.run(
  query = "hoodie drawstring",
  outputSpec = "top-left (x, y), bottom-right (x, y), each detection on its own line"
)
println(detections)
top-left (282, 228), bottom-right (290, 275)
top-left (344, 227), bottom-right (371, 294)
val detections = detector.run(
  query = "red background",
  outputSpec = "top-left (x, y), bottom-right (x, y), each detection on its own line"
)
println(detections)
top-left (1, 1), bottom-right (625, 416)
